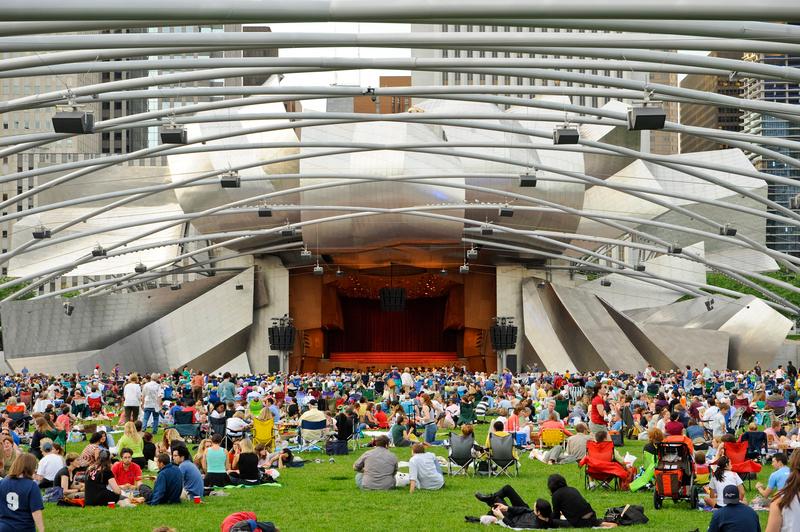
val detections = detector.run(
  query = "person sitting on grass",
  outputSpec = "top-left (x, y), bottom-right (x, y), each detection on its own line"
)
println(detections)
top-left (147, 453), bottom-right (182, 505)
top-left (142, 431), bottom-right (157, 466)
top-left (228, 438), bottom-right (263, 485)
top-left (472, 485), bottom-right (555, 529)
top-left (84, 449), bottom-right (123, 506)
top-left (203, 433), bottom-right (231, 487)
top-left (353, 435), bottom-right (398, 490)
top-left (548, 473), bottom-right (616, 528)
top-left (708, 484), bottom-right (761, 532)
top-left (34, 440), bottom-right (62, 489)
top-left (534, 422), bottom-right (591, 465)
top-left (704, 456), bottom-right (745, 508)
top-left (53, 452), bottom-right (83, 499)
top-left (408, 443), bottom-right (444, 493)
top-left (171, 446), bottom-right (204, 501)
top-left (111, 447), bottom-right (142, 491)
top-left (116, 421), bottom-right (146, 470)
top-left (756, 452), bottom-right (790, 500)
top-left (390, 415), bottom-right (413, 448)
top-left (0, 453), bottom-right (45, 532)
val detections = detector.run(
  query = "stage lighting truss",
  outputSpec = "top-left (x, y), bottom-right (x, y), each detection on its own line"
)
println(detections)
top-left (466, 246), bottom-right (479, 260)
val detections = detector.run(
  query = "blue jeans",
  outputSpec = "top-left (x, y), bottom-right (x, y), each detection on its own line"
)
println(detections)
top-left (142, 407), bottom-right (159, 433)
top-left (424, 422), bottom-right (438, 444)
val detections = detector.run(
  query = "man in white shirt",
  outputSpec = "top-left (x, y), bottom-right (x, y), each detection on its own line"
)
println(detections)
top-left (123, 374), bottom-right (143, 423)
top-left (35, 441), bottom-right (64, 489)
top-left (141, 373), bottom-right (163, 434)
top-left (408, 443), bottom-right (444, 493)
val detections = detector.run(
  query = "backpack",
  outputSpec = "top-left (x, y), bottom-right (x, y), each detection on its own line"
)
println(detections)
top-left (603, 504), bottom-right (649, 526)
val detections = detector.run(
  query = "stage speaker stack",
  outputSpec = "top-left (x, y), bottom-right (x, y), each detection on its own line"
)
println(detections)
top-left (490, 324), bottom-right (518, 351)
top-left (379, 287), bottom-right (406, 312)
top-left (268, 325), bottom-right (295, 351)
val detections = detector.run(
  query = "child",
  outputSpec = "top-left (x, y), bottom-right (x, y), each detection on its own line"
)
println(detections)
top-left (694, 451), bottom-right (710, 486)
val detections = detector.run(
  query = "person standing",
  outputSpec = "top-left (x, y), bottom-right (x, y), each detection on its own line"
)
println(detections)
top-left (589, 385), bottom-right (608, 434)
top-left (218, 373), bottom-right (236, 404)
top-left (123, 374), bottom-right (142, 423)
top-left (191, 371), bottom-right (204, 405)
top-left (141, 374), bottom-right (162, 434)
top-left (0, 453), bottom-right (45, 532)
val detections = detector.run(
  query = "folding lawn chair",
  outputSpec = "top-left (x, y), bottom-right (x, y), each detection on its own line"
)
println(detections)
top-left (489, 433), bottom-right (519, 477)
top-left (252, 418), bottom-right (276, 452)
top-left (580, 440), bottom-right (622, 491)
top-left (209, 416), bottom-right (233, 449)
top-left (447, 432), bottom-right (475, 476)
top-left (539, 428), bottom-right (565, 448)
top-left (172, 410), bottom-right (202, 443)
top-left (299, 418), bottom-right (327, 452)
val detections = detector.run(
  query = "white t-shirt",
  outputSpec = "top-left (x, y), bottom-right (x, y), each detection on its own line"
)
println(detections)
top-left (226, 417), bottom-right (250, 435)
top-left (710, 470), bottom-right (743, 507)
top-left (123, 382), bottom-right (142, 407)
top-left (142, 381), bottom-right (162, 409)
top-left (37, 453), bottom-right (64, 481)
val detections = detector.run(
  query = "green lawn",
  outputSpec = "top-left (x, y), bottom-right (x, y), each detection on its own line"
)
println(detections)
top-left (43, 428), bottom-right (770, 532)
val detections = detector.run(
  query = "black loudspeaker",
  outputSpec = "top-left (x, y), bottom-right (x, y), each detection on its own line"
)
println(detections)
top-left (379, 287), bottom-right (406, 311)
top-left (505, 354), bottom-right (518, 374)
top-left (627, 106), bottom-right (667, 131)
top-left (52, 111), bottom-right (94, 134)
top-left (490, 325), bottom-right (518, 350)
top-left (268, 325), bottom-right (295, 351)
top-left (159, 126), bottom-right (188, 144)
top-left (267, 355), bottom-right (281, 374)
top-left (553, 127), bottom-right (579, 145)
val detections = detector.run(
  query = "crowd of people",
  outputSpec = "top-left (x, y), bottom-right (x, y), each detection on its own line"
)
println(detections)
top-left (1, 360), bottom-right (800, 530)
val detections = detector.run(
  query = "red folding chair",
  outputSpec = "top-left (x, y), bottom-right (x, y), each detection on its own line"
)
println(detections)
top-left (723, 441), bottom-right (762, 488)
top-left (579, 440), bottom-right (628, 490)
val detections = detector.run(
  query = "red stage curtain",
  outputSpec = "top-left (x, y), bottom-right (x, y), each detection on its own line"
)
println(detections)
top-left (327, 296), bottom-right (457, 353)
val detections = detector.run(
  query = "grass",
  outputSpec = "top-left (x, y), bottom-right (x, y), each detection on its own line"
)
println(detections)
top-left (41, 426), bottom-right (772, 532)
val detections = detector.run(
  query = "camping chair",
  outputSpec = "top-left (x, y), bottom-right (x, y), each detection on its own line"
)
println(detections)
top-left (629, 450), bottom-right (656, 492)
top-left (252, 418), bottom-right (276, 452)
top-left (299, 419), bottom-right (327, 452)
top-left (458, 402), bottom-right (476, 426)
top-left (539, 428), bottom-right (566, 448)
top-left (723, 441), bottom-right (762, 488)
top-left (249, 399), bottom-right (263, 417)
top-left (172, 410), bottom-right (202, 443)
top-left (447, 432), bottom-right (476, 476)
top-left (209, 416), bottom-right (233, 449)
top-left (729, 408), bottom-right (745, 435)
top-left (489, 433), bottom-right (519, 477)
top-left (742, 431), bottom-right (768, 462)
top-left (580, 440), bottom-right (623, 491)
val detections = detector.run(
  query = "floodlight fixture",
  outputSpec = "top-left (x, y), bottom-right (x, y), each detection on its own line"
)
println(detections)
top-left (720, 224), bottom-right (737, 237)
top-left (336, 268), bottom-right (344, 277)
top-left (300, 248), bottom-right (312, 258)
top-left (481, 224), bottom-right (493, 236)
top-left (235, 283), bottom-right (244, 290)
top-left (280, 223), bottom-right (296, 237)
top-left (634, 264), bottom-right (646, 272)
top-left (459, 263), bottom-right (470, 275)
top-left (91, 244), bottom-right (106, 257)
top-left (313, 263), bottom-right (324, 276)
top-left (258, 207), bottom-right (272, 217)
top-left (134, 262), bottom-right (147, 274)
top-left (668, 244), bottom-right (682, 255)
top-left (466, 246), bottom-right (478, 260)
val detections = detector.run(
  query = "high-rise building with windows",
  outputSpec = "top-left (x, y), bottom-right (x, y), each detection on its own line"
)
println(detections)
top-left (742, 51), bottom-right (800, 256)
top-left (680, 52), bottom-right (744, 154)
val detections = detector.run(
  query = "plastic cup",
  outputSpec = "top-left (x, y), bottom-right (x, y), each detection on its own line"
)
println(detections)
top-left (193, 496), bottom-right (201, 504)
top-left (107, 501), bottom-right (116, 509)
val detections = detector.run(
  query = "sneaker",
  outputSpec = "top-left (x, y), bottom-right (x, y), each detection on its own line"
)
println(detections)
top-left (588, 481), bottom-right (597, 490)
top-left (464, 516), bottom-right (481, 523)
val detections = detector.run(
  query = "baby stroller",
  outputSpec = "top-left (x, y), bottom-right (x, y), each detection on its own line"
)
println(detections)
top-left (653, 437), bottom-right (697, 509)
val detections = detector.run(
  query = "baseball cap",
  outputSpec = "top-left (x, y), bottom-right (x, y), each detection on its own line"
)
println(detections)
top-left (41, 441), bottom-right (53, 453)
top-left (722, 484), bottom-right (740, 505)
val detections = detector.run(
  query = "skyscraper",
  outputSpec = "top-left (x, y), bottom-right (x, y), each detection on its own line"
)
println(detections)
top-left (742, 50), bottom-right (800, 256)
